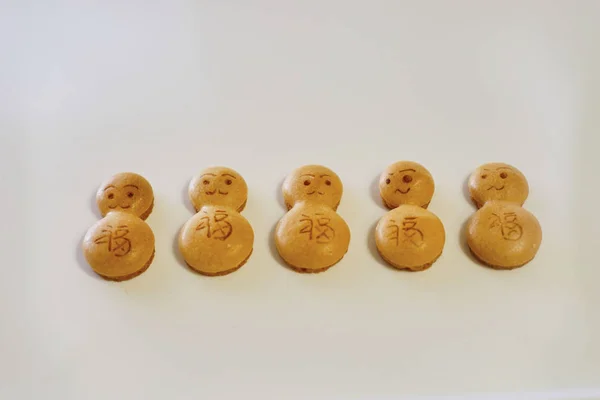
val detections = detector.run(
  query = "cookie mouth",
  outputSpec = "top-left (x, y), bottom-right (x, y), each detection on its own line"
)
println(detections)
top-left (487, 185), bottom-right (505, 191)
top-left (218, 190), bottom-right (229, 195)
top-left (205, 190), bottom-right (217, 195)
top-left (307, 190), bottom-right (325, 195)
top-left (108, 205), bottom-right (131, 209)
top-left (396, 188), bottom-right (411, 194)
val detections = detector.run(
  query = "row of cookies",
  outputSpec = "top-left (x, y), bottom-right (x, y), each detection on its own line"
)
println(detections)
top-left (82, 163), bottom-right (542, 281)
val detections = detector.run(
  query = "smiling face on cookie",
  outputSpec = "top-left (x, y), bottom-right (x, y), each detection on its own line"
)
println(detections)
top-left (97, 173), bottom-right (154, 219)
top-left (379, 161), bottom-right (435, 209)
top-left (282, 165), bottom-right (343, 210)
top-left (468, 163), bottom-right (529, 208)
top-left (188, 167), bottom-right (248, 212)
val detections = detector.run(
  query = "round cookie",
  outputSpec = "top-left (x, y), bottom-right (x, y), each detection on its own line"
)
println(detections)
top-left (379, 161), bottom-right (435, 209)
top-left (275, 203), bottom-right (350, 273)
top-left (468, 163), bottom-right (529, 208)
top-left (282, 165), bottom-right (343, 211)
top-left (83, 212), bottom-right (155, 281)
top-left (467, 201), bottom-right (542, 269)
top-left (97, 172), bottom-right (154, 220)
top-left (189, 166), bottom-right (248, 212)
top-left (375, 205), bottom-right (445, 271)
top-left (179, 205), bottom-right (254, 276)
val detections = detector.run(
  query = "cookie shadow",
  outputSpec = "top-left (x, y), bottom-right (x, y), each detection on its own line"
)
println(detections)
top-left (90, 190), bottom-right (102, 219)
top-left (367, 219), bottom-right (400, 271)
top-left (181, 180), bottom-right (196, 214)
top-left (463, 173), bottom-right (476, 209)
top-left (275, 176), bottom-right (286, 210)
top-left (370, 174), bottom-right (386, 210)
top-left (76, 231), bottom-right (104, 281)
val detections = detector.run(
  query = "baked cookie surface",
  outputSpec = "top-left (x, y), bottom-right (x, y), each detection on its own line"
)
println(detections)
top-left (467, 201), bottom-right (542, 269)
top-left (83, 211), bottom-right (155, 280)
top-left (379, 161), bottom-right (434, 209)
top-left (375, 205), bottom-right (445, 271)
top-left (275, 203), bottom-right (350, 272)
top-left (468, 163), bottom-right (529, 209)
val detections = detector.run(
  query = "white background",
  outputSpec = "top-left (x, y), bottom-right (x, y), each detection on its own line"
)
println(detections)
top-left (1, 1), bottom-right (599, 399)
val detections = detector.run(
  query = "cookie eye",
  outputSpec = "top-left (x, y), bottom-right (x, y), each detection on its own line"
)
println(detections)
top-left (325, 180), bottom-right (331, 186)
top-left (481, 174), bottom-right (487, 179)
top-left (225, 179), bottom-right (232, 185)
top-left (107, 193), bottom-right (114, 200)
top-left (203, 180), bottom-right (209, 185)
top-left (304, 180), bottom-right (311, 186)
top-left (500, 172), bottom-right (508, 179)
top-left (403, 175), bottom-right (413, 183)
top-left (385, 178), bottom-right (391, 185)
top-left (127, 192), bottom-right (134, 198)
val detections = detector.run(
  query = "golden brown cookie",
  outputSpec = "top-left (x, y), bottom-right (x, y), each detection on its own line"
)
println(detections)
top-left (180, 167), bottom-right (253, 276)
top-left (379, 161), bottom-right (435, 209)
top-left (467, 201), bottom-right (542, 269)
top-left (189, 166), bottom-right (248, 213)
top-left (375, 205), bottom-right (445, 271)
top-left (275, 203), bottom-right (350, 272)
top-left (282, 165), bottom-right (343, 211)
top-left (179, 205), bottom-right (254, 276)
top-left (97, 172), bottom-right (154, 220)
top-left (83, 211), bottom-right (155, 281)
top-left (468, 163), bottom-right (529, 208)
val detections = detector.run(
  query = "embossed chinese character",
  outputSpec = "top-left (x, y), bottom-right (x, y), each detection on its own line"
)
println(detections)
top-left (94, 224), bottom-right (132, 256)
top-left (299, 213), bottom-right (336, 243)
top-left (490, 212), bottom-right (523, 241)
top-left (386, 217), bottom-right (424, 247)
top-left (196, 209), bottom-right (233, 240)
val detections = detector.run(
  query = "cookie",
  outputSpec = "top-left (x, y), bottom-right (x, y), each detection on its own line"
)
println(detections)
top-left (468, 163), bottom-right (529, 209)
top-left (375, 162), bottom-right (444, 270)
top-left (276, 165), bottom-right (350, 272)
top-left (188, 166), bottom-right (248, 212)
top-left (467, 201), bottom-right (542, 269)
top-left (282, 165), bottom-right (343, 211)
top-left (97, 172), bottom-right (154, 220)
top-left (83, 200), bottom-right (155, 281)
top-left (375, 204), bottom-right (445, 271)
top-left (379, 161), bottom-right (435, 209)
top-left (179, 167), bottom-right (254, 276)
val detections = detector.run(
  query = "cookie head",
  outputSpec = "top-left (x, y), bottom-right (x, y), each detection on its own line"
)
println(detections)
top-left (379, 161), bottom-right (435, 209)
top-left (468, 163), bottom-right (529, 208)
top-left (188, 167), bottom-right (248, 212)
top-left (282, 165), bottom-right (343, 210)
top-left (96, 173), bottom-right (154, 219)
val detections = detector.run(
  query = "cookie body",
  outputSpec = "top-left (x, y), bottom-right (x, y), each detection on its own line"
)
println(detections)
top-left (83, 211), bottom-right (155, 280)
top-left (468, 163), bottom-right (529, 208)
top-left (375, 205), bottom-right (445, 271)
top-left (467, 201), bottom-right (542, 269)
top-left (179, 205), bottom-right (254, 276)
top-left (275, 203), bottom-right (350, 272)
top-left (379, 161), bottom-right (435, 209)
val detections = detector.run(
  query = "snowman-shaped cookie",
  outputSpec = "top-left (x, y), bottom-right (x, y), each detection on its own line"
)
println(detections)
top-left (275, 165), bottom-right (351, 273)
top-left (179, 167), bottom-right (254, 276)
top-left (375, 161), bottom-right (445, 271)
top-left (82, 173), bottom-right (156, 281)
top-left (466, 163), bottom-right (542, 269)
